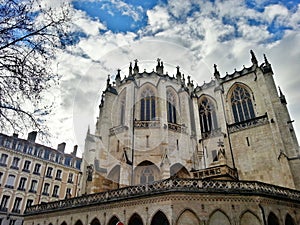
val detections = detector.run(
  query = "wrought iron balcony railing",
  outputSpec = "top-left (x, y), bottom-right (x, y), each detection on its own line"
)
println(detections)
top-left (25, 177), bottom-right (300, 215)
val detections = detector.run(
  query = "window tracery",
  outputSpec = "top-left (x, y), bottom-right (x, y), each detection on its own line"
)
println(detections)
top-left (140, 167), bottom-right (154, 184)
top-left (140, 87), bottom-right (156, 121)
top-left (167, 90), bottom-right (177, 124)
top-left (199, 97), bottom-right (218, 133)
top-left (230, 86), bottom-right (255, 123)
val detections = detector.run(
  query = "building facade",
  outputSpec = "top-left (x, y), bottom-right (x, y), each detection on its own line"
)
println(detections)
top-left (0, 132), bottom-right (82, 225)
top-left (24, 50), bottom-right (300, 225)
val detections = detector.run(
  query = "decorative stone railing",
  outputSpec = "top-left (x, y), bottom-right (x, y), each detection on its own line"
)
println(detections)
top-left (192, 165), bottom-right (238, 180)
top-left (201, 128), bottom-right (222, 139)
top-left (134, 120), bottom-right (160, 128)
top-left (228, 113), bottom-right (269, 133)
top-left (25, 178), bottom-right (300, 215)
top-left (109, 125), bottom-right (129, 136)
top-left (167, 123), bottom-right (187, 133)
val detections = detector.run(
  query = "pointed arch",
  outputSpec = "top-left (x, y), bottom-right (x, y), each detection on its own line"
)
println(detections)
top-left (198, 95), bottom-right (218, 133)
top-left (228, 83), bottom-right (255, 123)
top-left (150, 210), bottom-right (170, 225)
top-left (128, 213), bottom-right (144, 225)
top-left (267, 212), bottom-right (279, 225)
top-left (90, 217), bottom-right (101, 225)
top-left (119, 89), bottom-right (127, 125)
top-left (208, 209), bottom-right (231, 225)
top-left (285, 213), bottom-right (296, 225)
top-left (107, 165), bottom-right (120, 184)
top-left (139, 84), bottom-right (157, 121)
top-left (240, 210), bottom-right (261, 225)
top-left (166, 87), bottom-right (178, 124)
top-left (170, 163), bottom-right (190, 178)
top-left (176, 209), bottom-right (200, 225)
top-left (74, 220), bottom-right (83, 225)
top-left (134, 161), bottom-right (160, 185)
top-left (108, 216), bottom-right (120, 225)
top-left (61, 222), bottom-right (67, 225)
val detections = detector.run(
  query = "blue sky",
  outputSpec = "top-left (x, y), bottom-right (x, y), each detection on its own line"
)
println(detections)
top-left (35, 0), bottom-right (300, 154)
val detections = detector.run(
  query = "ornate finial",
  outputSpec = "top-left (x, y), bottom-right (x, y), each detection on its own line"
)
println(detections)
top-left (116, 69), bottom-right (121, 80)
top-left (250, 50), bottom-right (258, 65)
top-left (133, 59), bottom-right (139, 74)
top-left (264, 54), bottom-right (270, 66)
top-left (106, 74), bottom-right (110, 87)
top-left (214, 64), bottom-right (220, 79)
top-left (278, 86), bottom-right (287, 104)
top-left (156, 58), bottom-right (163, 74)
top-left (157, 58), bottom-right (161, 65)
top-left (129, 62), bottom-right (132, 76)
top-left (187, 75), bottom-right (191, 84)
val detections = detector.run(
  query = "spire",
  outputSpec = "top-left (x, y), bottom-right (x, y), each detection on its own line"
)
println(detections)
top-left (264, 54), bottom-right (270, 66)
top-left (214, 64), bottom-right (220, 80)
top-left (133, 59), bottom-right (139, 75)
top-left (129, 62), bottom-right (133, 76)
top-left (250, 50), bottom-right (258, 65)
top-left (115, 69), bottom-right (121, 86)
top-left (262, 53), bottom-right (273, 74)
top-left (278, 86), bottom-right (287, 104)
top-left (106, 74), bottom-right (110, 87)
top-left (176, 66), bottom-right (181, 82)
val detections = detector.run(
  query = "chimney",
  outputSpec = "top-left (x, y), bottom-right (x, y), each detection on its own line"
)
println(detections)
top-left (27, 131), bottom-right (37, 142)
top-left (72, 145), bottom-right (78, 156)
top-left (12, 133), bottom-right (18, 138)
top-left (57, 142), bottom-right (66, 152)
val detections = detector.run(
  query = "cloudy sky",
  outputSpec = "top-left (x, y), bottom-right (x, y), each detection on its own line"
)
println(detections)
top-left (41, 0), bottom-right (300, 155)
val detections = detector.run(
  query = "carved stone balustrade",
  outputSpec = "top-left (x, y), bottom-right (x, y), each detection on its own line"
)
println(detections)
top-left (109, 125), bottom-right (129, 136)
top-left (192, 165), bottom-right (238, 180)
top-left (168, 123), bottom-right (187, 133)
top-left (134, 120), bottom-right (160, 128)
top-left (228, 113), bottom-right (269, 133)
top-left (201, 127), bottom-right (222, 139)
top-left (25, 177), bottom-right (300, 215)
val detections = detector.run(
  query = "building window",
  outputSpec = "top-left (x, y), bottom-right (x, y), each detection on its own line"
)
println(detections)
top-left (199, 97), bottom-right (218, 133)
top-left (167, 90), bottom-right (177, 124)
top-left (33, 163), bottom-right (41, 175)
top-left (16, 143), bottom-right (22, 151)
top-left (0, 172), bottom-right (3, 185)
top-left (46, 167), bottom-right (53, 178)
top-left (120, 96), bottom-right (126, 125)
top-left (29, 180), bottom-right (38, 193)
top-left (65, 188), bottom-right (72, 198)
top-left (9, 220), bottom-right (16, 225)
top-left (5, 139), bottom-right (11, 148)
top-left (18, 177), bottom-right (27, 191)
top-left (140, 88), bottom-right (156, 121)
top-left (12, 197), bottom-right (22, 213)
top-left (0, 195), bottom-right (10, 211)
top-left (140, 167), bottom-right (154, 184)
top-left (28, 146), bottom-right (33, 154)
top-left (6, 174), bottom-right (15, 188)
top-left (231, 85), bottom-right (255, 123)
top-left (22, 160), bottom-right (31, 172)
top-left (212, 150), bottom-right (218, 162)
top-left (0, 154), bottom-right (8, 166)
top-left (42, 183), bottom-right (50, 196)
top-left (52, 185), bottom-right (59, 197)
top-left (26, 199), bottom-right (33, 210)
top-left (11, 157), bottom-right (20, 170)
top-left (55, 170), bottom-right (62, 180)
top-left (67, 173), bottom-right (73, 183)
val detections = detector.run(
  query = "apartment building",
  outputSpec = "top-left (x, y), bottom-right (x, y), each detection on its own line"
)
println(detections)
top-left (0, 131), bottom-right (82, 225)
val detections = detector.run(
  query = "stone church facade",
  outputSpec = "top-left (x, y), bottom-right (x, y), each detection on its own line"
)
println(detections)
top-left (24, 51), bottom-right (300, 225)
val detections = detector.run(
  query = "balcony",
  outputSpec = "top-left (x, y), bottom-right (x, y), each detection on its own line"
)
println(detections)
top-left (228, 113), bottom-right (269, 133)
top-left (109, 125), bottom-right (129, 136)
top-left (167, 123), bottom-right (187, 133)
top-left (192, 165), bottom-right (238, 180)
top-left (134, 120), bottom-right (160, 129)
top-left (201, 128), bottom-right (222, 139)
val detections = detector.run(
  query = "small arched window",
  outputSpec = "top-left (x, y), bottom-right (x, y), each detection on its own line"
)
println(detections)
top-left (231, 85), bottom-right (255, 123)
top-left (199, 97), bottom-right (218, 133)
top-left (140, 167), bottom-right (154, 184)
top-left (167, 90), bottom-right (177, 124)
top-left (140, 88), bottom-right (156, 121)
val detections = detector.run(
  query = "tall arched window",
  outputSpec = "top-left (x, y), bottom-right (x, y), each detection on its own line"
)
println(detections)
top-left (140, 87), bottom-right (156, 121)
top-left (167, 90), bottom-right (177, 123)
top-left (230, 85), bottom-right (255, 123)
top-left (199, 97), bottom-right (218, 133)
top-left (120, 95), bottom-right (126, 125)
